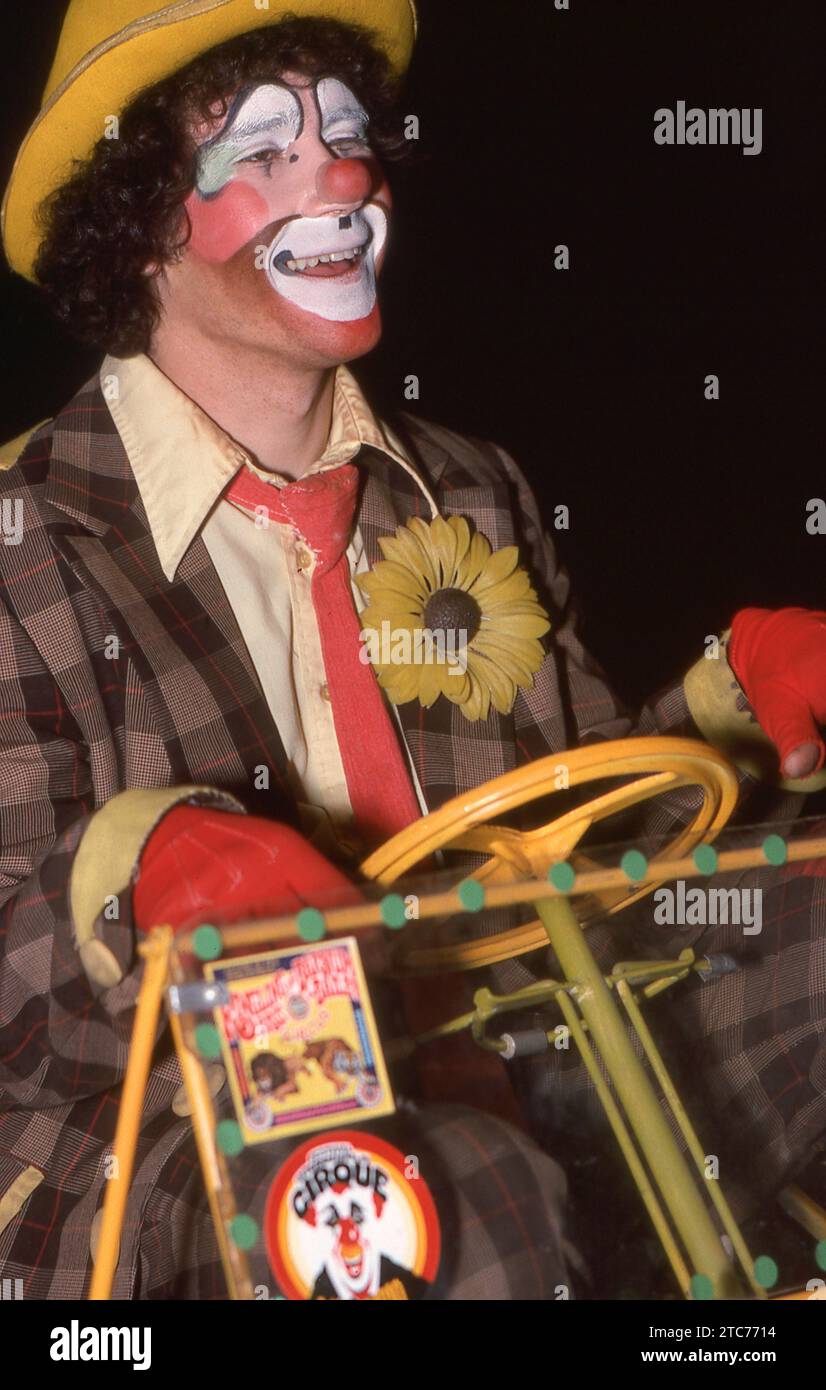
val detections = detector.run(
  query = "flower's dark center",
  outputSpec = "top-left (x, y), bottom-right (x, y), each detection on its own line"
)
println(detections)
top-left (423, 587), bottom-right (482, 645)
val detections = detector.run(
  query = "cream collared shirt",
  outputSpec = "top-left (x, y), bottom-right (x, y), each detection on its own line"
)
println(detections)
top-left (102, 354), bottom-right (433, 850)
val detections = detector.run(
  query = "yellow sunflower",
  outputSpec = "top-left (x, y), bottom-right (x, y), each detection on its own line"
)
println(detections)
top-left (356, 515), bottom-right (551, 721)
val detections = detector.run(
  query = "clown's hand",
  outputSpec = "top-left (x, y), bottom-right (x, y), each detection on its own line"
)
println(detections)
top-left (729, 607), bottom-right (826, 780)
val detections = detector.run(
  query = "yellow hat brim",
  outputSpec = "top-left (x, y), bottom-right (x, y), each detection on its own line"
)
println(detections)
top-left (2, 0), bottom-right (417, 283)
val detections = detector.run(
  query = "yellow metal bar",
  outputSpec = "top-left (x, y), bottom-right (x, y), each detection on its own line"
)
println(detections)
top-left (537, 896), bottom-right (745, 1299)
top-left (615, 978), bottom-right (763, 1298)
top-left (554, 991), bottom-right (694, 1297)
top-left (178, 832), bottom-right (826, 962)
top-left (88, 927), bottom-right (172, 1300)
top-left (167, 1006), bottom-right (254, 1300)
top-left (778, 1185), bottom-right (826, 1242)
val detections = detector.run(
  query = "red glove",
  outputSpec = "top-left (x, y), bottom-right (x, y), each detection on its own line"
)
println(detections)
top-left (729, 607), bottom-right (826, 779)
top-left (133, 805), bottom-right (356, 933)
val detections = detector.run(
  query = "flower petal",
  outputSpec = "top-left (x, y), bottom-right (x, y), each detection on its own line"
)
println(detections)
top-left (470, 545), bottom-right (520, 596)
top-left (429, 516), bottom-right (460, 587)
top-left (472, 632), bottom-right (542, 685)
top-left (437, 661), bottom-right (471, 700)
top-left (459, 674), bottom-right (489, 722)
top-left (378, 664), bottom-right (421, 705)
top-left (416, 663), bottom-right (444, 707)
top-left (467, 649), bottom-right (516, 715)
top-left (360, 595), bottom-right (424, 626)
top-left (456, 532), bottom-right (492, 590)
top-left (357, 562), bottom-right (426, 604)
top-left (447, 515), bottom-right (472, 571)
top-left (406, 516), bottom-right (439, 553)
top-left (486, 611), bottom-right (551, 639)
top-left (440, 667), bottom-right (473, 705)
top-left (378, 526), bottom-right (438, 590)
top-left (475, 570), bottom-right (534, 610)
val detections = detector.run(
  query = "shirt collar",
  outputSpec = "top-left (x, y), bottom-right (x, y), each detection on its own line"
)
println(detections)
top-left (101, 352), bottom-right (437, 581)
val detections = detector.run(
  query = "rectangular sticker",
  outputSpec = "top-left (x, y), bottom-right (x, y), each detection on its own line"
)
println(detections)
top-left (204, 936), bottom-right (394, 1144)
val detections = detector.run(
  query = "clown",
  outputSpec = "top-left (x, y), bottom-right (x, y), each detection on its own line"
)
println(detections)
top-left (297, 1165), bottom-right (426, 1301)
top-left (0, 0), bottom-right (825, 1302)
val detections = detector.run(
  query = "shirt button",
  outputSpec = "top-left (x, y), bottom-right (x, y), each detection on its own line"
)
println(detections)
top-left (320, 683), bottom-right (331, 702)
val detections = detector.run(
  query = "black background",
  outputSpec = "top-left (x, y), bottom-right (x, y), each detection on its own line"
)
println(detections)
top-left (1, 0), bottom-right (824, 706)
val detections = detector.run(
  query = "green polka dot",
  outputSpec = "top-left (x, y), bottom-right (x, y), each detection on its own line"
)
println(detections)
top-left (194, 1023), bottom-right (222, 1060)
top-left (230, 1213), bottom-right (259, 1250)
top-left (762, 834), bottom-right (787, 866)
top-left (216, 1119), bottom-right (244, 1157)
top-left (549, 861), bottom-right (576, 893)
top-left (380, 894), bottom-right (407, 929)
top-left (692, 845), bottom-right (718, 876)
top-left (621, 849), bottom-right (648, 883)
top-left (690, 1273), bottom-right (714, 1301)
top-left (458, 879), bottom-right (486, 912)
top-left (296, 907), bottom-right (326, 941)
top-left (193, 924), bottom-right (223, 961)
top-left (815, 1240), bottom-right (826, 1272)
top-left (753, 1255), bottom-right (779, 1289)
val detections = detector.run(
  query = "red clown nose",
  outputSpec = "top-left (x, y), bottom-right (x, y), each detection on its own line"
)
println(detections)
top-left (316, 157), bottom-right (374, 206)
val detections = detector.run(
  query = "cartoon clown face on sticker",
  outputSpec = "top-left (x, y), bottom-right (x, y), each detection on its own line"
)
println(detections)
top-left (264, 1131), bottom-right (440, 1300)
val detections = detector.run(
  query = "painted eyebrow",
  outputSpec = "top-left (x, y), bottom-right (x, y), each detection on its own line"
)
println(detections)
top-left (319, 102), bottom-right (367, 124)
top-left (229, 109), bottom-right (299, 140)
top-left (210, 84), bottom-right (303, 147)
top-left (321, 104), bottom-right (369, 126)
top-left (316, 77), bottom-right (369, 131)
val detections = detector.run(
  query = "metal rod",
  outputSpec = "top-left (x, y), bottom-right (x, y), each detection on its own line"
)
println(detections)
top-left (167, 1006), bottom-right (253, 1300)
top-left (536, 896), bottom-right (745, 1299)
top-left (554, 991), bottom-right (694, 1297)
top-left (176, 833), bottom-right (826, 953)
top-left (615, 979), bottom-right (763, 1297)
top-left (778, 1184), bottom-right (826, 1242)
top-left (88, 928), bottom-right (172, 1300)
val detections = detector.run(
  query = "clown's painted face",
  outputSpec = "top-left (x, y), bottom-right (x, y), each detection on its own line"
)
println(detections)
top-left (167, 73), bottom-right (390, 366)
top-left (316, 1193), bottom-right (382, 1298)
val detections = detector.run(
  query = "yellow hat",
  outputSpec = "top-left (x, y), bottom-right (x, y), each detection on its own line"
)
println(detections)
top-left (2, 0), bottom-right (417, 283)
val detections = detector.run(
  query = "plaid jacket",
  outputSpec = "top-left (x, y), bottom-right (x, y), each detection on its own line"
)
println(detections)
top-left (0, 371), bottom-right (804, 1299)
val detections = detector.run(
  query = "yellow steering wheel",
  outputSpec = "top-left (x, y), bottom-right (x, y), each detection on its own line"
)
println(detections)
top-left (360, 736), bottom-right (739, 972)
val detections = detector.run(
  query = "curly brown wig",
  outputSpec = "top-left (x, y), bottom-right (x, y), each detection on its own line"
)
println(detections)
top-left (34, 17), bottom-right (411, 358)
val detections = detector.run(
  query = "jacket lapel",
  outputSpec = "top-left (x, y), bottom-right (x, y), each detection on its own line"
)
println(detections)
top-left (43, 378), bottom-right (295, 813)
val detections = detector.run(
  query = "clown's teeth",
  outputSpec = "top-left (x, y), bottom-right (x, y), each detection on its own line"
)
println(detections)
top-left (283, 245), bottom-right (367, 273)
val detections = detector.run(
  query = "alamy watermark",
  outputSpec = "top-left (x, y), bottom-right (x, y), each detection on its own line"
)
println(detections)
top-left (1, 498), bottom-right (23, 546)
top-left (359, 622), bottom-right (470, 675)
top-left (653, 880), bottom-right (762, 935)
top-left (654, 103), bottom-right (763, 156)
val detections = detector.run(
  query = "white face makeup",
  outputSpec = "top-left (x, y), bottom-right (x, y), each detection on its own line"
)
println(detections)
top-left (192, 78), bottom-right (386, 325)
top-left (196, 83), bottom-right (304, 197)
top-left (319, 1196), bottom-right (381, 1299)
top-left (316, 77), bottom-right (370, 155)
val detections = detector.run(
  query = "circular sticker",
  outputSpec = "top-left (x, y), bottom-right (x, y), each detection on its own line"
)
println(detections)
top-left (244, 1100), bottom-right (274, 1132)
top-left (264, 1129), bottom-right (441, 1300)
